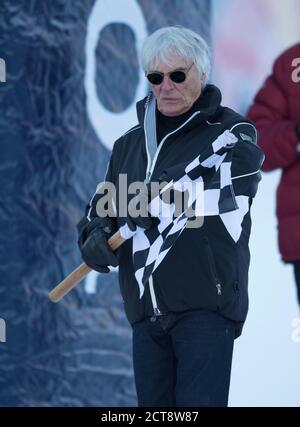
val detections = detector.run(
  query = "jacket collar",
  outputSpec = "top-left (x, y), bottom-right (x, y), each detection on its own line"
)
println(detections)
top-left (136, 84), bottom-right (222, 127)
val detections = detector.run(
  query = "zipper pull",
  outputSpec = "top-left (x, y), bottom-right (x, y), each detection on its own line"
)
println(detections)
top-left (150, 308), bottom-right (163, 323)
top-left (144, 170), bottom-right (151, 184)
top-left (216, 283), bottom-right (222, 296)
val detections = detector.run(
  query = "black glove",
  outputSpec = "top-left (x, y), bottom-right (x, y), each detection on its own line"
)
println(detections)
top-left (77, 217), bottom-right (118, 273)
top-left (126, 183), bottom-right (155, 231)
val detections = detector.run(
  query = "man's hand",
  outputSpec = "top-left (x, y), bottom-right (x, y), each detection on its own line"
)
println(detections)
top-left (80, 227), bottom-right (118, 273)
top-left (77, 217), bottom-right (118, 273)
top-left (126, 183), bottom-right (154, 231)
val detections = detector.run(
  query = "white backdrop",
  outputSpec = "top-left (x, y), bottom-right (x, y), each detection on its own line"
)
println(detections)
top-left (229, 171), bottom-right (300, 407)
top-left (212, 0), bottom-right (300, 407)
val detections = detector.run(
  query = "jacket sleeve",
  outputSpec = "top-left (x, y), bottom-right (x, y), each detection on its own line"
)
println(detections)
top-left (85, 144), bottom-right (117, 222)
top-left (247, 57), bottom-right (299, 171)
top-left (77, 139), bottom-right (120, 240)
top-left (230, 122), bottom-right (265, 198)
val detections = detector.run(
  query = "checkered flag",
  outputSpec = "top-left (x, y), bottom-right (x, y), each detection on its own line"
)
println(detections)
top-left (119, 130), bottom-right (238, 297)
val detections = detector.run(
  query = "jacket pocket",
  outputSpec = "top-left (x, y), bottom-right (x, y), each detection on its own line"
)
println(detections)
top-left (204, 237), bottom-right (222, 308)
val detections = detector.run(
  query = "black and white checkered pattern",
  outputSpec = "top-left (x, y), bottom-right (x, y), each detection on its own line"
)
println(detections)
top-left (119, 130), bottom-right (238, 298)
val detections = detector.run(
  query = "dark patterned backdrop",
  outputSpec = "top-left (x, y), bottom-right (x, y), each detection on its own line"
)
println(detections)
top-left (0, 0), bottom-right (211, 406)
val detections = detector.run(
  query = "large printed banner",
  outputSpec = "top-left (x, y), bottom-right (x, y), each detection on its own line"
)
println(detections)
top-left (0, 0), bottom-right (211, 406)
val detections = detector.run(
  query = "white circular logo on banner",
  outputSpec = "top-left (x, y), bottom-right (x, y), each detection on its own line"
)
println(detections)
top-left (85, 0), bottom-right (148, 151)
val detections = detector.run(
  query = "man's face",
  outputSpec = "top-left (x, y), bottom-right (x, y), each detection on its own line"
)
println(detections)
top-left (149, 54), bottom-right (203, 117)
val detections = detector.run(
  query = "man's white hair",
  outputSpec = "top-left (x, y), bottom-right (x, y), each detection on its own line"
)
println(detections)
top-left (141, 26), bottom-right (211, 87)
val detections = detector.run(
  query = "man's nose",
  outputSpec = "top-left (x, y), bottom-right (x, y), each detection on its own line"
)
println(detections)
top-left (160, 75), bottom-right (174, 90)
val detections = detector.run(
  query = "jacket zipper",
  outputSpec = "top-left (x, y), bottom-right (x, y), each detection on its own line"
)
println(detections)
top-left (144, 111), bottom-right (201, 185)
top-left (144, 105), bottom-right (201, 318)
top-left (148, 276), bottom-right (162, 320)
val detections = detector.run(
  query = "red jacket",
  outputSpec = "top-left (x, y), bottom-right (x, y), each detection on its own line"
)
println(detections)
top-left (248, 43), bottom-right (300, 262)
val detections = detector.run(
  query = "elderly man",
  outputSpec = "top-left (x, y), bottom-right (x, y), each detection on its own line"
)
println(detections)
top-left (77, 26), bottom-right (264, 407)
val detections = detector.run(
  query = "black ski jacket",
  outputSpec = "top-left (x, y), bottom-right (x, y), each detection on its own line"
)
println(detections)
top-left (82, 85), bottom-right (264, 336)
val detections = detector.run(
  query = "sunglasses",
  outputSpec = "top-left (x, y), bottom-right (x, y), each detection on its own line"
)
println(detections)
top-left (146, 63), bottom-right (194, 85)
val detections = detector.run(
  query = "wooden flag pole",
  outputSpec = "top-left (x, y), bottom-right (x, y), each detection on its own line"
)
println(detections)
top-left (48, 230), bottom-right (125, 303)
top-left (49, 181), bottom-right (164, 303)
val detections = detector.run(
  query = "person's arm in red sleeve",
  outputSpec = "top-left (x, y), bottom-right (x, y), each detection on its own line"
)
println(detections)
top-left (247, 57), bottom-right (300, 172)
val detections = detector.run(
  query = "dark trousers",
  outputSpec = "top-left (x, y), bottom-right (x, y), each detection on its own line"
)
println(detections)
top-left (294, 261), bottom-right (300, 305)
top-left (132, 309), bottom-right (235, 407)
